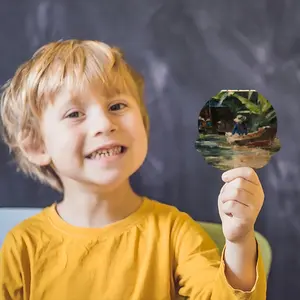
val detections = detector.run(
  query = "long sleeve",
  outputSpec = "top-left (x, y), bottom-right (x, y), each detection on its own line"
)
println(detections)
top-left (172, 212), bottom-right (267, 300)
top-left (0, 232), bottom-right (26, 300)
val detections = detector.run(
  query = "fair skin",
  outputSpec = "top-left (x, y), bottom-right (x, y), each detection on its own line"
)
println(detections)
top-left (27, 85), bottom-right (148, 227)
top-left (26, 84), bottom-right (263, 292)
top-left (219, 167), bottom-right (264, 291)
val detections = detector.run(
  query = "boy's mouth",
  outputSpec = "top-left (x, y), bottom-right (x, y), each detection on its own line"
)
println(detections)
top-left (86, 146), bottom-right (127, 160)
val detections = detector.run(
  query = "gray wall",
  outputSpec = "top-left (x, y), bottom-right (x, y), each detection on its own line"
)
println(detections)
top-left (1, 0), bottom-right (300, 299)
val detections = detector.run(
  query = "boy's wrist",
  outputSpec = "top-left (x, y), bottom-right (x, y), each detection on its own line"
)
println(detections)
top-left (225, 230), bottom-right (256, 249)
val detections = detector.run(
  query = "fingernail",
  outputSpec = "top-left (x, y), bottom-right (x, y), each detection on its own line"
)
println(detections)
top-left (222, 172), bottom-right (228, 180)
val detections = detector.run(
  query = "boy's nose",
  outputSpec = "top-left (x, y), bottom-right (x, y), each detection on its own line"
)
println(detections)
top-left (88, 111), bottom-right (117, 136)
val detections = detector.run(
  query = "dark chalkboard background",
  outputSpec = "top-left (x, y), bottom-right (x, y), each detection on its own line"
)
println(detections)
top-left (1, 1), bottom-right (300, 299)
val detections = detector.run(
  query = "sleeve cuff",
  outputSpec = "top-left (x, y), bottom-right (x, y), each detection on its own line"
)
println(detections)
top-left (218, 239), bottom-right (267, 297)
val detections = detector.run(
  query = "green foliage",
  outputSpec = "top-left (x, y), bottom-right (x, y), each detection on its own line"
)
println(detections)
top-left (211, 90), bottom-right (277, 128)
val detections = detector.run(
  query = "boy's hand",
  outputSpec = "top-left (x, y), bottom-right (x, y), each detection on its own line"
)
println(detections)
top-left (218, 167), bottom-right (264, 243)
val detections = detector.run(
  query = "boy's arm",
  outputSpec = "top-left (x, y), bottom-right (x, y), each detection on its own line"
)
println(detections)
top-left (224, 232), bottom-right (258, 291)
top-left (175, 167), bottom-right (267, 299)
top-left (0, 232), bottom-right (24, 300)
top-left (173, 214), bottom-right (266, 300)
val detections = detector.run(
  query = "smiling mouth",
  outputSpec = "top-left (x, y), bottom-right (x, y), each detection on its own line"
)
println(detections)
top-left (86, 146), bottom-right (127, 159)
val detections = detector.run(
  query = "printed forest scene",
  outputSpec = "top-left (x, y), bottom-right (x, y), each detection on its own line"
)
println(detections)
top-left (195, 90), bottom-right (281, 170)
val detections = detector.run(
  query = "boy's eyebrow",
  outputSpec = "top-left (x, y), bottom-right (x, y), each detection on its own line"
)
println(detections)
top-left (55, 94), bottom-right (84, 112)
top-left (109, 93), bottom-right (136, 102)
top-left (55, 92), bottom-right (135, 111)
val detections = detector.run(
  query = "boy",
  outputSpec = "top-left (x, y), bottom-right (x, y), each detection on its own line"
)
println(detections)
top-left (0, 40), bottom-right (266, 299)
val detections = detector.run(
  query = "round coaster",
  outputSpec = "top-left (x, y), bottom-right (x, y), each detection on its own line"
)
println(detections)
top-left (195, 90), bottom-right (281, 170)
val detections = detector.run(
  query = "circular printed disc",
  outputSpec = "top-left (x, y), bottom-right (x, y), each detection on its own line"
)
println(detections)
top-left (195, 90), bottom-right (281, 170)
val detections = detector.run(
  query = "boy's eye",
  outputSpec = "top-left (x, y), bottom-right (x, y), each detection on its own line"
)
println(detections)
top-left (66, 111), bottom-right (84, 118)
top-left (110, 103), bottom-right (127, 111)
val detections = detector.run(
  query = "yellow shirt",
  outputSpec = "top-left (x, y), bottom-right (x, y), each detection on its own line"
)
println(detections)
top-left (0, 198), bottom-right (266, 300)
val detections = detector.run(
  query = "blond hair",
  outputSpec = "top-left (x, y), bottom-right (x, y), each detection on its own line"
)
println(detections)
top-left (0, 39), bottom-right (149, 192)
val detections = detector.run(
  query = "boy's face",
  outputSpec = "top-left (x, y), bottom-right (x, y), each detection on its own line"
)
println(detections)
top-left (36, 85), bottom-right (148, 191)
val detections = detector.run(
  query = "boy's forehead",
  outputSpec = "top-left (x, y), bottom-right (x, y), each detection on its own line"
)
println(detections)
top-left (52, 83), bottom-right (133, 107)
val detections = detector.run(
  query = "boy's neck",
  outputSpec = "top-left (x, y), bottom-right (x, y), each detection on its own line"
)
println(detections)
top-left (56, 180), bottom-right (143, 228)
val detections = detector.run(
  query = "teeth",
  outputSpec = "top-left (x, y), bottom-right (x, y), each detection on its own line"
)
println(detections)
top-left (89, 146), bottom-right (122, 159)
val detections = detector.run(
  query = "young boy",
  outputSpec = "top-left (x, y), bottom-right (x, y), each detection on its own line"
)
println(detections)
top-left (0, 40), bottom-right (266, 300)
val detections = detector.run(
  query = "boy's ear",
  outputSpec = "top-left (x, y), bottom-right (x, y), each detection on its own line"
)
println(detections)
top-left (20, 135), bottom-right (51, 166)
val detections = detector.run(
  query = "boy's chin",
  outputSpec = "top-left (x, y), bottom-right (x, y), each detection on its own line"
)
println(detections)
top-left (84, 173), bottom-right (130, 190)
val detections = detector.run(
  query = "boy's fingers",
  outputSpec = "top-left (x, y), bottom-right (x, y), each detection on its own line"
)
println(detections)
top-left (221, 200), bottom-right (249, 219)
top-left (219, 188), bottom-right (250, 207)
top-left (222, 167), bottom-right (259, 185)
top-left (220, 183), bottom-right (227, 194)
top-left (222, 178), bottom-right (259, 196)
